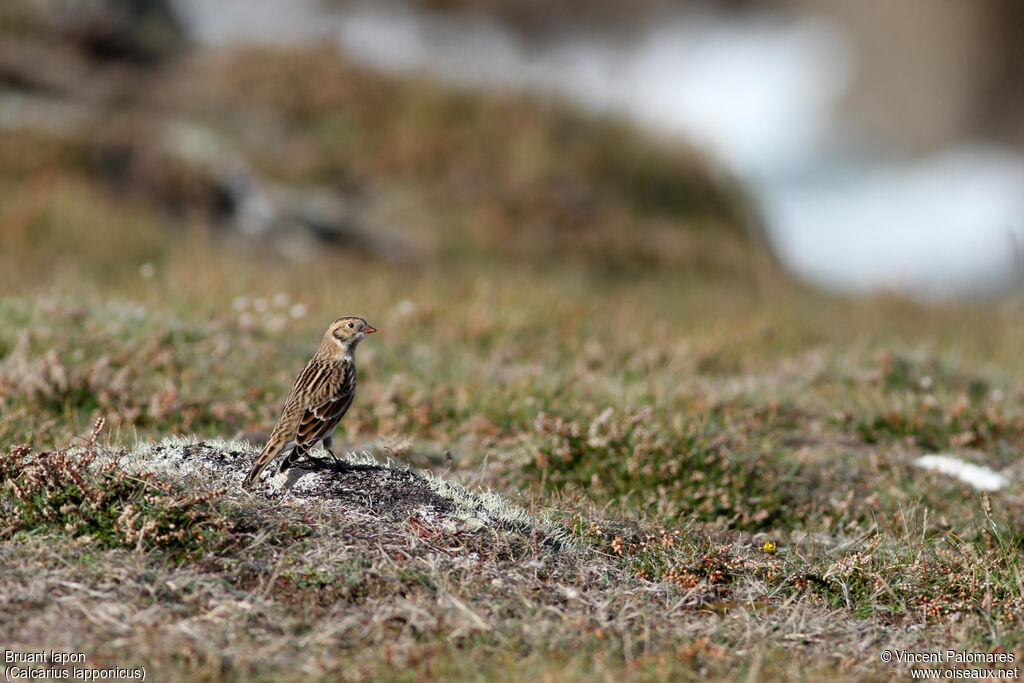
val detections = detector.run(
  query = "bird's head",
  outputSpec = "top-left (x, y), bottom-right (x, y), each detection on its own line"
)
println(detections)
top-left (323, 316), bottom-right (377, 356)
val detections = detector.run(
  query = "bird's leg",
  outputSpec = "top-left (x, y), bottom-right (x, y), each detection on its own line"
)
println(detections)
top-left (323, 435), bottom-right (343, 464)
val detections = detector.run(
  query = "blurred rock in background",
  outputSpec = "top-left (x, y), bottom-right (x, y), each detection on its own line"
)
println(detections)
top-left (0, 0), bottom-right (418, 265)
top-left (793, 0), bottom-right (1024, 154)
top-left (402, 0), bottom-right (1024, 154)
top-left (40, 0), bottom-right (186, 65)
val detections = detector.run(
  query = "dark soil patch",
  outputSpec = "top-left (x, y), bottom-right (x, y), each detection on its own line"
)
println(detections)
top-left (281, 459), bottom-right (457, 517)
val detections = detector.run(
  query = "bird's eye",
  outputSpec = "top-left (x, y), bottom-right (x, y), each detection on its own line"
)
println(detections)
top-left (347, 322), bottom-right (355, 329)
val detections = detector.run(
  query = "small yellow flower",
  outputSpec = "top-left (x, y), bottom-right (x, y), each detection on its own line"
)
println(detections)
top-left (761, 540), bottom-right (777, 555)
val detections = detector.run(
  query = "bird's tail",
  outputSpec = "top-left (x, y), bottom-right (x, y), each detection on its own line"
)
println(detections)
top-left (242, 431), bottom-right (288, 489)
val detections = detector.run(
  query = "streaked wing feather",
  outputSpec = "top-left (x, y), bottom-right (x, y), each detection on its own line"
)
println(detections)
top-left (243, 353), bottom-right (357, 489)
top-left (293, 361), bottom-right (355, 449)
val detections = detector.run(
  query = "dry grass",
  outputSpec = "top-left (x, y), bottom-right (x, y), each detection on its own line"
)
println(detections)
top-left (3, 279), bottom-right (1023, 680)
top-left (1, 24), bottom-right (1023, 682)
top-left (3, 435), bottom-right (1021, 681)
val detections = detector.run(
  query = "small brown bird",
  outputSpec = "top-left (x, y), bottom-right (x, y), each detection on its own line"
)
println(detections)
top-left (242, 315), bottom-right (377, 490)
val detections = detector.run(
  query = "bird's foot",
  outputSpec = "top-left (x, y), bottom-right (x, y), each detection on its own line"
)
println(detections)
top-left (318, 453), bottom-right (348, 470)
top-left (280, 454), bottom-right (339, 473)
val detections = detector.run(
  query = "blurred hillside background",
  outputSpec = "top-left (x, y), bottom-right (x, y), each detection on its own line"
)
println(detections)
top-left (2, 0), bottom-right (1023, 297)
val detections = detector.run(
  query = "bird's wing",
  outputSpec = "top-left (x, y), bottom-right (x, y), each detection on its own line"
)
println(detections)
top-left (293, 359), bottom-right (356, 450)
top-left (243, 356), bottom-right (352, 489)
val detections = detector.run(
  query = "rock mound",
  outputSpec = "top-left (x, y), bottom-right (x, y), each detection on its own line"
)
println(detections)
top-left (123, 438), bottom-right (561, 542)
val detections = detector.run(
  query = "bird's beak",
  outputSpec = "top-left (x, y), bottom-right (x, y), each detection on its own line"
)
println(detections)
top-left (364, 324), bottom-right (377, 334)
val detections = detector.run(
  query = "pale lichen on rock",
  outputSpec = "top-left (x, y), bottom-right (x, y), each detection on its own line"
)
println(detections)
top-left (120, 437), bottom-right (571, 546)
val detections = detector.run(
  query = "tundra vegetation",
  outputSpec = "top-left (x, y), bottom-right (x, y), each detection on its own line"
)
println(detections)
top-left (0, 30), bottom-right (1022, 682)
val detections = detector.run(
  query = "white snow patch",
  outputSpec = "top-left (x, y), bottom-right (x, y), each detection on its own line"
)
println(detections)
top-left (914, 454), bottom-right (1009, 492)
